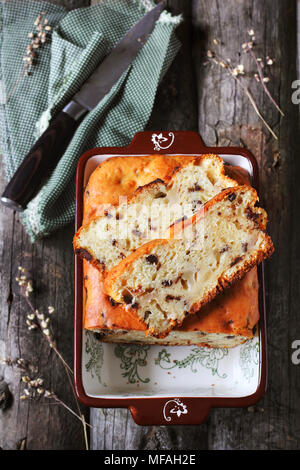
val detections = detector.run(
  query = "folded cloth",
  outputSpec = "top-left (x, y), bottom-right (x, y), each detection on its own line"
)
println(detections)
top-left (0, 0), bottom-right (181, 241)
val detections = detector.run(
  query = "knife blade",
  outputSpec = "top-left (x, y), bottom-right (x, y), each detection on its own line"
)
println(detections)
top-left (1, 1), bottom-right (165, 212)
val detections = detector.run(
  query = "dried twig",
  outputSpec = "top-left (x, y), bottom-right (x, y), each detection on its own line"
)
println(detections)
top-left (11, 267), bottom-right (90, 449)
top-left (5, 12), bottom-right (52, 104)
top-left (207, 49), bottom-right (278, 140)
top-left (206, 30), bottom-right (283, 140)
top-left (243, 30), bottom-right (284, 117)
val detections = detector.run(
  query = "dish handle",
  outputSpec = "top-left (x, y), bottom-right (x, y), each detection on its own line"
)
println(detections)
top-left (129, 398), bottom-right (211, 426)
top-left (128, 131), bottom-right (208, 155)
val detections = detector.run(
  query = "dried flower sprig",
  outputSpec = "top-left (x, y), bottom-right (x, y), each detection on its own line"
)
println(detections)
top-left (19, 370), bottom-right (91, 431)
top-left (206, 48), bottom-right (278, 140)
top-left (206, 30), bottom-right (284, 140)
top-left (10, 266), bottom-right (90, 449)
top-left (15, 267), bottom-right (73, 374)
top-left (242, 31), bottom-right (284, 117)
top-left (1, 356), bottom-right (89, 450)
top-left (0, 356), bottom-right (37, 376)
top-left (6, 12), bottom-right (52, 104)
top-left (25, 12), bottom-right (52, 74)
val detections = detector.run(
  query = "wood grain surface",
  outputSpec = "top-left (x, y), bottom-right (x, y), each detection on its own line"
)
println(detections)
top-left (1, 0), bottom-right (300, 450)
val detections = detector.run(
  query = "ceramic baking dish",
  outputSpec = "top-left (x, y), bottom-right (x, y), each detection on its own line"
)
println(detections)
top-left (74, 130), bottom-right (267, 425)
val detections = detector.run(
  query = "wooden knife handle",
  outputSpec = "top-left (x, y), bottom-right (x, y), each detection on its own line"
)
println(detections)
top-left (1, 111), bottom-right (78, 211)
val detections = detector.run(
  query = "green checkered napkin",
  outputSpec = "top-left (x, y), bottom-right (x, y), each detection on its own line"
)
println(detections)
top-left (0, 0), bottom-right (181, 240)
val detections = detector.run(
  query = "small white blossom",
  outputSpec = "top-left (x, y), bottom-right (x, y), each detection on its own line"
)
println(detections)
top-left (22, 376), bottom-right (30, 383)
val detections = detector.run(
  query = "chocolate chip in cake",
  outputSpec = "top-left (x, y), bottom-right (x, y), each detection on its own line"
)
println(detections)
top-left (242, 242), bottom-right (248, 252)
top-left (165, 294), bottom-right (181, 302)
top-left (144, 310), bottom-right (152, 321)
top-left (220, 245), bottom-right (229, 254)
top-left (188, 183), bottom-right (202, 192)
top-left (122, 292), bottom-right (133, 304)
top-left (246, 206), bottom-right (259, 223)
top-left (162, 280), bottom-right (173, 287)
top-left (122, 289), bottom-right (136, 305)
top-left (228, 192), bottom-right (236, 202)
top-left (146, 254), bottom-right (159, 264)
top-left (112, 239), bottom-right (117, 246)
top-left (154, 191), bottom-right (167, 199)
top-left (131, 302), bottom-right (139, 309)
top-left (230, 256), bottom-right (243, 267)
top-left (75, 248), bottom-right (93, 262)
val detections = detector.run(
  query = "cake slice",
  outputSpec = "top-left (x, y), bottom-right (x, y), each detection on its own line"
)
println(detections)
top-left (82, 159), bottom-right (261, 348)
top-left (88, 269), bottom-right (260, 348)
top-left (104, 186), bottom-right (274, 337)
top-left (74, 155), bottom-right (238, 273)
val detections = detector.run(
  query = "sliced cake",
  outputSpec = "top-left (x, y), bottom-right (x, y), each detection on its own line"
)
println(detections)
top-left (104, 186), bottom-right (274, 337)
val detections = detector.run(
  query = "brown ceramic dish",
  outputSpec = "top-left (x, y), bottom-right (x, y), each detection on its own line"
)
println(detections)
top-left (74, 131), bottom-right (267, 425)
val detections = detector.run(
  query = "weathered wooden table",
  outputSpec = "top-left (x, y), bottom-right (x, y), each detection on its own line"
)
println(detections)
top-left (1, 0), bottom-right (299, 450)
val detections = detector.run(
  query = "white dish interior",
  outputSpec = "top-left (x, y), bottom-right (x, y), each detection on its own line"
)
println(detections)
top-left (80, 152), bottom-right (261, 399)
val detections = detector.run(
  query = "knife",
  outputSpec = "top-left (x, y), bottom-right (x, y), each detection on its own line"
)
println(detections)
top-left (1, 1), bottom-right (165, 212)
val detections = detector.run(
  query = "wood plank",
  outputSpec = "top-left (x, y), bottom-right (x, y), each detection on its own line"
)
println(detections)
top-left (0, 164), bottom-right (89, 449)
top-left (1, 0), bottom-right (299, 451)
top-left (0, 0), bottom-right (89, 451)
top-left (192, 0), bottom-right (300, 450)
top-left (91, 0), bottom-right (300, 450)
